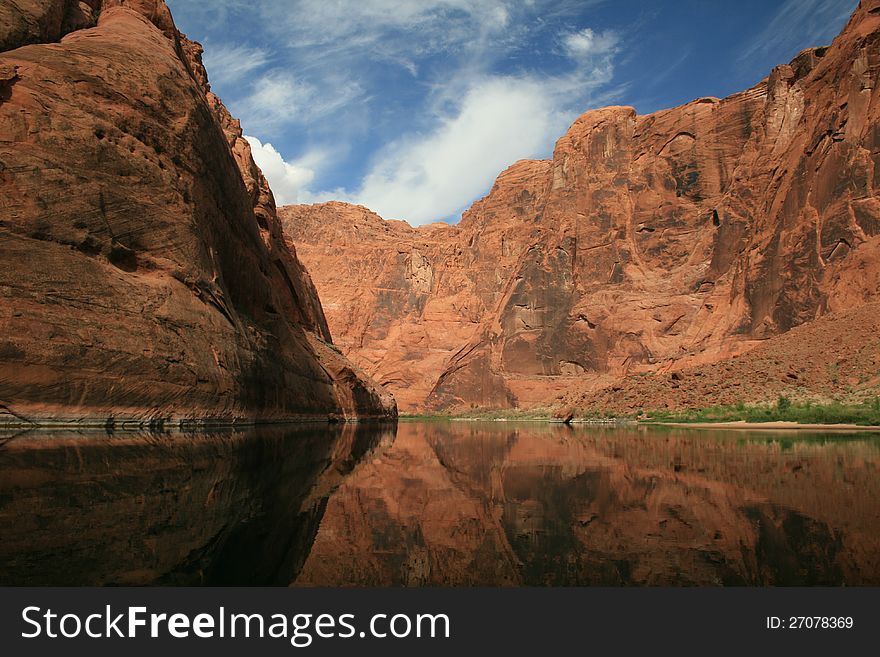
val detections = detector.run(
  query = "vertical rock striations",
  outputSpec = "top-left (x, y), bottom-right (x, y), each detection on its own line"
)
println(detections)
top-left (283, 1), bottom-right (880, 413)
top-left (0, 0), bottom-right (396, 424)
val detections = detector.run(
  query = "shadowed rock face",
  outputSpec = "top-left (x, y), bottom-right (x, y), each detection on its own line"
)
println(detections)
top-left (0, 423), bottom-right (395, 585)
top-left (296, 423), bottom-right (880, 586)
top-left (0, 0), bottom-right (396, 423)
top-left (282, 1), bottom-right (880, 413)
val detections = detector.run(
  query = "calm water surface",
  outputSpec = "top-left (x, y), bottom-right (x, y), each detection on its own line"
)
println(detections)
top-left (1, 421), bottom-right (878, 586)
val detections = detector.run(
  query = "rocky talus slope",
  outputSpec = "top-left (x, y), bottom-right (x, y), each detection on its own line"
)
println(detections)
top-left (0, 0), bottom-right (396, 424)
top-left (283, 0), bottom-right (880, 414)
top-left (563, 302), bottom-right (880, 414)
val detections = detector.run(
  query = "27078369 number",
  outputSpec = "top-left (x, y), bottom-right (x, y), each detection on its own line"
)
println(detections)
top-left (766, 616), bottom-right (854, 629)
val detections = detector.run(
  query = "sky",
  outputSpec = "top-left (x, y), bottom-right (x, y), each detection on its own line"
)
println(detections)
top-left (165, 0), bottom-right (858, 225)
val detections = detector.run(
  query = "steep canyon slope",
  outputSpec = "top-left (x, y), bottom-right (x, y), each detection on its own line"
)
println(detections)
top-left (0, 0), bottom-right (395, 424)
top-left (283, 0), bottom-right (880, 413)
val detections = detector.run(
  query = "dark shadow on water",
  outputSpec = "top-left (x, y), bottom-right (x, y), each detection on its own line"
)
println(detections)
top-left (0, 423), bottom-right (394, 586)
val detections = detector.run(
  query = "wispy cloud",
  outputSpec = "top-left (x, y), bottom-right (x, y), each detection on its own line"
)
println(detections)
top-left (739, 0), bottom-right (857, 64)
top-left (261, 0), bottom-right (527, 53)
top-left (561, 28), bottom-right (619, 59)
top-left (232, 71), bottom-right (365, 136)
top-left (318, 18), bottom-right (621, 224)
top-left (201, 43), bottom-right (270, 87)
top-left (167, 0), bottom-right (617, 224)
top-left (312, 58), bottom-right (623, 224)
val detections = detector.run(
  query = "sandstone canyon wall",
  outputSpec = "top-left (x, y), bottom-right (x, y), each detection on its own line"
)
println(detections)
top-left (0, 0), bottom-right (396, 424)
top-left (283, 0), bottom-right (880, 414)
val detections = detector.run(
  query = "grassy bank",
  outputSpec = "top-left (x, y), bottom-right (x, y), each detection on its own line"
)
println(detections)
top-left (645, 397), bottom-right (880, 426)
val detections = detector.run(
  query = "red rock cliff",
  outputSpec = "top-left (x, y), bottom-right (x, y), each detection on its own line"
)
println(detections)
top-left (282, 0), bottom-right (880, 413)
top-left (0, 0), bottom-right (396, 424)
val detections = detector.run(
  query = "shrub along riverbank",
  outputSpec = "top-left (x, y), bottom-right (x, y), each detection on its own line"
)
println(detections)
top-left (644, 397), bottom-right (880, 426)
top-left (399, 397), bottom-right (880, 427)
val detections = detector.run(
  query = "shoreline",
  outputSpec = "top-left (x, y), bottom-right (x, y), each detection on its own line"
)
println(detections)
top-left (5, 414), bottom-right (879, 433)
top-left (642, 420), bottom-right (880, 432)
top-left (401, 415), bottom-right (880, 432)
top-left (401, 414), bottom-right (880, 432)
top-left (0, 415), bottom-right (398, 432)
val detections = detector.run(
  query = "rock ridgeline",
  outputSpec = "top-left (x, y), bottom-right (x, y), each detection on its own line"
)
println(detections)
top-left (282, 0), bottom-right (880, 414)
top-left (0, 0), bottom-right (396, 424)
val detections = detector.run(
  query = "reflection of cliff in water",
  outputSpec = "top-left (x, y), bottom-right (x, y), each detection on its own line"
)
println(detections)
top-left (296, 423), bottom-right (880, 586)
top-left (0, 423), bottom-right (394, 585)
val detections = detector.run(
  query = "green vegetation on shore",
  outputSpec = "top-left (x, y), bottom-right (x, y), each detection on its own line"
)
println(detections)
top-left (397, 397), bottom-right (880, 427)
top-left (645, 396), bottom-right (880, 426)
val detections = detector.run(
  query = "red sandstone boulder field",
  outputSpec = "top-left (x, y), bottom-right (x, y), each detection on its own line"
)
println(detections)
top-left (283, 0), bottom-right (880, 415)
top-left (0, 0), bottom-right (396, 424)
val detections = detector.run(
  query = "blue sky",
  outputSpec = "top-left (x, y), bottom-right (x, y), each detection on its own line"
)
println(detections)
top-left (165, 0), bottom-right (857, 225)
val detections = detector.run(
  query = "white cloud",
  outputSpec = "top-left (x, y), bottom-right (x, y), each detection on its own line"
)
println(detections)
top-left (167, 0), bottom-right (620, 223)
top-left (245, 136), bottom-right (323, 205)
top-left (218, 9), bottom-right (617, 140)
top-left (351, 76), bottom-right (556, 224)
top-left (562, 28), bottom-right (619, 59)
top-left (233, 71), bottom-right (365, 135)
top-left (236, 73), bottom-right (312, 133)
top-left (201, 43), bottom-right (269, 87)
top-left (265, 0), bottom-right (517, 51)
top-left (277, 15), bottom-right (621, 224)
top-left (311, 19), bottom-right (622, 225)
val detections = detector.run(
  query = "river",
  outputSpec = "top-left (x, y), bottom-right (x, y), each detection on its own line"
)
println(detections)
top-left (1, 421), bottom-right (878, 586)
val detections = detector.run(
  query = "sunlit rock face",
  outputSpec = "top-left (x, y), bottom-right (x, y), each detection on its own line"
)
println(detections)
top-left (0, 423), bottom-right (394, 585)
top-left (296, 423), bottom-right (880, 586)
top-left (283, 1), bottom-right (880, 413)
top-left (0, 0), bottom-right (396, 423)
top-left (564, 301), bottom-right (880, 415)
